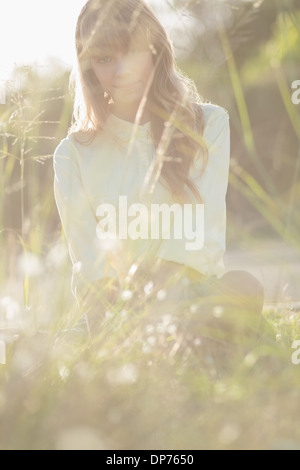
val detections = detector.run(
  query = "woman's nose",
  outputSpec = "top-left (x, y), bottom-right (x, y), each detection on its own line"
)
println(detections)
top-left (114, 54), bottom-right (131, 78)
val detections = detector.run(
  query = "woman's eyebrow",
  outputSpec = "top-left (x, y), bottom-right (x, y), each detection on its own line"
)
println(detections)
top-left (89, 46), bottom-right (110, 56)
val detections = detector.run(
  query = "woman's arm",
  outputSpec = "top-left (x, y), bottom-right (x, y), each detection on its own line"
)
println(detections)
top-left (155, 104), bottom-right (230, 278)
top-left (53, 137), bottom-right (119, 304)
top-left (190, 104), bottom-right (231, 272)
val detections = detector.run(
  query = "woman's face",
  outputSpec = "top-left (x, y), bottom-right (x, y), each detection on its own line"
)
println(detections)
top-left (90, 37), bottom-right (155, 116)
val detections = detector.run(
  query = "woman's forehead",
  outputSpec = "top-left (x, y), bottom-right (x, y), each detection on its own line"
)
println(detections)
top-left (85, 24), bottom-right (151, 56)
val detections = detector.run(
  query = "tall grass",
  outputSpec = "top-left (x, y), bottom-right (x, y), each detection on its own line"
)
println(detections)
top-left (0, 2), bottom-right (300, 450)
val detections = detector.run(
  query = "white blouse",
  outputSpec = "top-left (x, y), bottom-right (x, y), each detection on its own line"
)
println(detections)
top-left (53, 103), bottom-right (230, 298)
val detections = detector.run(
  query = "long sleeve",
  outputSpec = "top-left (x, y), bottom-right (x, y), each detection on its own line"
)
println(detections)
top-left (53, 137), bottom-right (118, 299)
top-left (156, 104), bottom-right (230, 277)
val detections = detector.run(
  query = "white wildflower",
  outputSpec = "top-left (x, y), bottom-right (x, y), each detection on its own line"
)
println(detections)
top-left (190, 304), bottom-right (198, 314)
top-left (144, 281), bottom-right (154, 296)
top-left (213, 306), bottom-right (224, 318)
top-left (128, 264), bottom-right (138, 276)
top-left (147, 336), bottom-right (156, 346)
top-left (106, 363), bottom-right (138, 385)
top-left (0, 296), bottom-right (21, 324)
top-left (59, 365), bottom-right (70, 382)
top-left (145, 324), bottom-right (155, 335)
top-left (167, 324), bottom-right (177, 336)
top-left (156, 289), bottom-right (166, 301)
top-left (276, 334), bottom-right (282, 343)
top-left (121, 290), bottom-right (133, 301)
top-left (18, 252), bottom-right (43, 277)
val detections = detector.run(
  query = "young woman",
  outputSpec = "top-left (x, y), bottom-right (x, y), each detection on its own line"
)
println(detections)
top-left (53, 0), bottom-right (264, 346)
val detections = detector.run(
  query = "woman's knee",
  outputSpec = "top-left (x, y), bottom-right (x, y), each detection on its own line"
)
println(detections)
top-left (221, 270), bottom-right (264, 298)
top-left (217, 270), bottom-right (264, 316)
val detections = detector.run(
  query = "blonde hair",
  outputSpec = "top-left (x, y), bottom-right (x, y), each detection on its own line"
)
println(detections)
top-left (71, 0), bottom-right (207, 203)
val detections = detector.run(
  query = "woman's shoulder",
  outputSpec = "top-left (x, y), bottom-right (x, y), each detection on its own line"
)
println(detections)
top-left (53, 132), bottom-right (93, 165)
top-left (196, 102), bottom-right (230, 146)
top-left (199, 102), bottom-right (229, 128)
top-left (54, 133), bottom-right (79, 157)
top-left (54, 130), bottom-right (103, 157)
top-left (53, 134), bottom-right (83, 175)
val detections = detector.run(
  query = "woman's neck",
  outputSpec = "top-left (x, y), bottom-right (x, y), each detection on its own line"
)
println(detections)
top-left (110, 102), bottom-right (151, 124)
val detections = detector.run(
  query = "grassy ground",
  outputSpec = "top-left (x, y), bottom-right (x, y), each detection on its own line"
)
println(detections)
top-left (0, 256), bottom-right (299, 450)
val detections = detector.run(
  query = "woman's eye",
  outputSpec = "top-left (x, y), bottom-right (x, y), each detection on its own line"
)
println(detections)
top-left (95, 56), bottom-right (112, 64)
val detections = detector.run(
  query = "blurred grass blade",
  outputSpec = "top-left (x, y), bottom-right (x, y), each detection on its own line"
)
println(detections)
top-left (274, 65), bottom-right (300, 139)
top-left (0, 341), bottom-right (6, 365)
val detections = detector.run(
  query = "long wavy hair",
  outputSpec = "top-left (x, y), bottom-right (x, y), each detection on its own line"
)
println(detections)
top-left (71, 0), bottom-right (208, 203)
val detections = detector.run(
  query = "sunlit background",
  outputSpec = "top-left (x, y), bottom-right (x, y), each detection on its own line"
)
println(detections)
top-left (0, 0), bottom-right (175, 73)
top-left (0, 0), bottom-right (185, 102)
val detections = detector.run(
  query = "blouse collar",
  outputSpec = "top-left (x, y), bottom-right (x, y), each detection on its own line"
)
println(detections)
top-left (105, 113), bottom-right (151, 142)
